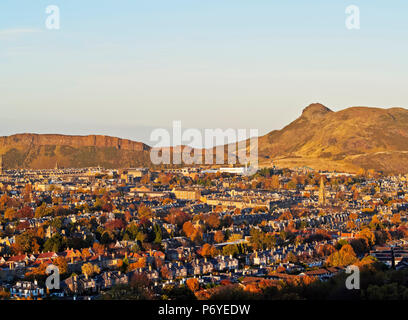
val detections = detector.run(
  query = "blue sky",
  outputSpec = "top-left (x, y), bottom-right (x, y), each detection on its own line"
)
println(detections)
top-left (1, 0), bottom-right (408, 146)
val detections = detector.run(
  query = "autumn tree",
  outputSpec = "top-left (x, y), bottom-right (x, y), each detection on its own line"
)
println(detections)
top-left (316, 243), bottom-right (336, 257)
top-left (161, 266), bottom-right (172, 280)
top-left (222, 244), bottom-right (239, 257)
top-left (132, 257), bottom-right (147, 269)
top-left (35, 203), bottom-right (54, 218)
top-left (357, 228), bottom-right (376, 247)
top-left (81, 263), bottom-right (101, 278)
top-left (81, 248), bottom-right (92, 260)
top-left (4, 208), bottom-right (16, 220)
top-left (186, 278), bottom-right (200, 292)
top-left (206, 213), bottom-right (220, 229)
top-left (369, 215), bottom-right (383, 230)
top-left (93, 242), bottom-right (105, 255)
top-left (17, 206), bottom-right (34, 219)
top-left (183, 221), bottom-right (195, 238)
top-left (391, 213), bottom-right (401, 225)
top-left (249, 228), bottom-right (275, 251)
top-left (12, 231), bottom-right (40, 254)
top-left (105, 219), bottom-right (126, 231)
top-left (214, 231), bottom-right (225, 243)
top-left (198, 244), bottom-right (218, 258)
top-left (278, 211), bottom-right (293, 221)
top-left (326, 243), bottom-right (358, 267)
top-left (166, 208), bottom-right (191, 227)
top-left (138, 204), bottom-right (153, 220)
top-left (54, 256), bottom-right (68, 275)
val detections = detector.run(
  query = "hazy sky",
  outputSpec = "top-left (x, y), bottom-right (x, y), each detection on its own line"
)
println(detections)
top-left (1, 0), bottom-right (408, 146)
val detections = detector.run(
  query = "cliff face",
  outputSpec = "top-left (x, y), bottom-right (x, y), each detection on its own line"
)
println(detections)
top-left (0, 134), bottom-right (149, 152)
top-left (0, 134), bottom-right (151, 169)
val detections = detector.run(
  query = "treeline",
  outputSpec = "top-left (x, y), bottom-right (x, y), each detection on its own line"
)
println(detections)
top-left (101, 262), bottom-right (408, 300)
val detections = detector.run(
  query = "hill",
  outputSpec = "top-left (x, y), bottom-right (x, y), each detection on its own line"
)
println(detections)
top-left (257, 103), bottom-right (408, 173)
top-left (3, 103), bottom-right (408, 173)
top-left (0, 134), bottom-right (151, 169)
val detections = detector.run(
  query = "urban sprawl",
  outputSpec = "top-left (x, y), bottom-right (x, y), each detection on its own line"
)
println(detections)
top-left (0, 159), bottom-right (408, 300)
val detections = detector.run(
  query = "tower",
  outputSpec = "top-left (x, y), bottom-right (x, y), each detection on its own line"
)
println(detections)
top-left (318, 176), bottom-right (326, 205)
top-left (0, 155), bottom-right (3, 175)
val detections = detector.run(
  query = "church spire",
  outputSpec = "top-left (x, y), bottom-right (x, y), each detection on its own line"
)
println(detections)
top-left (319, 176), bottom-right (326, 205)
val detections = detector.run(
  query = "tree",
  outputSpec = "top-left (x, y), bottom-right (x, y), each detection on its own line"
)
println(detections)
top-left (153, 224), bottom-right (162, 244)
top-left (391, 213), bottom-right (401, 225)
top-left (198, 244), bottom-right (218, 257)
top-left (317, 243), bottom-right (336, 257)
top-left (369, 215), bottom-right (383, 230)
top-left (101, 273), bottom-right (153, 300)
top-left (186, 278), bottom-right (200, 292)
top-left (357, 228), bottom-right (376, 246)
top-left (43, 234), bottom-right (63, 253)
top-left (0, 194), bottom-right (11, 211)
top-left (279, 211), bottom-right (293, 221)
top-left (4, 208), bottom-right (16, 220)
top-left (129, 257), bottom-right (146, 270)
top-left (12, 231), bottom-right (39, 254)
top-left (285, 251), bottom-right (298, 263)
top-left (270, 175), bottom-right (280, 190)
top-left (206, 213), bottom-right (220, 229)
top-left (18, 206), bottom-right (34, 219)
top-left (101, 231), bottom-right (114, 244)
top-left (166, 209), bottom-right (191, 227)
top-left (0, 289), bottom-right (10, 300)
top-left (183, 221), bottom-right (195, 238)
top-left (105, 219), bottom-right (126, 231)
top-left (214, 231), bottom-right (225, 243)
top-left (222, 244), bottom-right (239, 257)
top-left (81, 248), bottom-right (92, 260)
top-left (326, 244), bottom-right (358, 267)
top-left (138, 204), bottom-right (153, 220)
top-left (346, 219), bottom-right (357, 230)
top-left (35, 203), bottom-right (53, 218)
top-left (249, 229), bottom-right (265, 250)
top-left (81, 263), bottom-right (100, 277)
top-left (93, 242), bottom-right (105, 255)
top-left (161, 266), bottom-right (172, 280)
top-left (54, 256), bottom-right (68, 275)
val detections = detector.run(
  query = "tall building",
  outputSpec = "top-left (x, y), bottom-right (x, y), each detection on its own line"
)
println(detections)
top-left (319, 177), bottom-right (326, 205)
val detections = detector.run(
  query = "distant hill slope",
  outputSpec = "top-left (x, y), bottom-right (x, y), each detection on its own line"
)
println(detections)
top-left (0, 134), bottom-right (151, 169)
top-left (3, 103), bottom-right (408, 173)
top-left (257, 103), bottom-right (408, 173)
